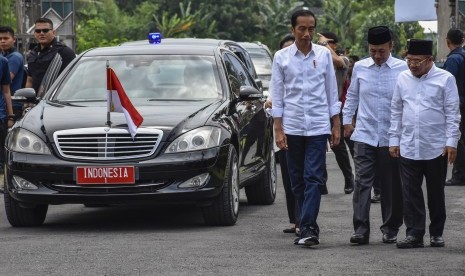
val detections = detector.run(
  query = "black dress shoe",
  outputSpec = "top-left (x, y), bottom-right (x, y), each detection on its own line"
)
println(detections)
top-left (283, 227), bottom-right (296, 234)
top-left (371, 194), bottom-right (381, 203)
top-left (445, 178), bottom-right (465, 186)
top-left (344, 179), bottom-right (354, 194)
top-left (350, 233), bottom-right (369, 245)
top-left (430, 236), bottom-right (445, 247)
top-left (382, 233), bottom-right (397, 243)
top-left (396, 236), bottom-right (424, 249)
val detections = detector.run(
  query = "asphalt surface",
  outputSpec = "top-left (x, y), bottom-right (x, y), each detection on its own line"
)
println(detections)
top-left (0, 153), bottom-right (464, 275)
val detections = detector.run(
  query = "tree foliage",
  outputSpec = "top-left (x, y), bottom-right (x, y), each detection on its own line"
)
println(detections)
top-left (0, 0), bottom-right (15, 28)
top-left (320, 0), bottom-right (424, 57)
top-left (75, 0), bottom-right (131, 52)
top-left (153, 2), bottom-right (217, 38)
top-left (256, 0), bottom-right (305, 50)
top-left (71, 0), bottom-right (425, 55)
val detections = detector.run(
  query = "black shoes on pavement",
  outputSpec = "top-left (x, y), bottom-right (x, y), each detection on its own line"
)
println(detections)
top-left (371, 193), bottom-right (381, 203)
top-left (350, 233), bottom-right (369, 245)
top-left (382, 233), bottom-right (397, 243)
top-left (445, 178), bottom-right (465, 186)
top-left (283, 227), bottom-right (296, 234)
top-left (396, 236), bottom-right (424, 249)
top-left (294, 228), bottom-right (320, 247)
top-left (344, 178), bottom-right (354, 194)
top-left (320, 180), bottom-right (354, 195)
top-left (430, 236), bottom-right (445, 247)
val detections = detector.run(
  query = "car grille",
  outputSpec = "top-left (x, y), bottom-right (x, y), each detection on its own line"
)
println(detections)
top-left (53, 127), bottom-right (163, 160)
top-left (41, 179), bottom-right (173, 194)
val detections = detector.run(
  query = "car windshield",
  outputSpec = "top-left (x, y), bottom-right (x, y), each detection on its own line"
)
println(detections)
top-left (245, 48), bottom-right (272, 76)
top-left (53, 55), bottom-right (221, 102)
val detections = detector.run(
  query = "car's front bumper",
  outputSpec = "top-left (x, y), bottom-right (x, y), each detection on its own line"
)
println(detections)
top-left (5, 145), bottom-right (230, 206)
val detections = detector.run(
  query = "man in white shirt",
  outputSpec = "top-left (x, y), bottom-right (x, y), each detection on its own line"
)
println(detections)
top-left (343, 26), bottom-right (407, 245)
top-left (271, 8), bottom-right (341, 247)
top-left (389, 39), bottom-right (460, 249)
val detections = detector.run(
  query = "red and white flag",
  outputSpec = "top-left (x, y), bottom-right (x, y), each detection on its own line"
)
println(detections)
top-left (107, 67), bottom-right (143, 138)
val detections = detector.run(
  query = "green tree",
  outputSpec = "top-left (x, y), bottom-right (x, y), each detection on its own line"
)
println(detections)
top-left (257, 0), bottom-right (304, 51)
top-left (124, 1), bottom-right (160, 40)
top-left (350, 5), bottom-right (424, 57)
top-left (153, 2), bottom-right (216, 38)
top-left (319, 0), bottom-right (424, 57)
top-left (76, 0), bottom-right (131, 53)
top-left (320, 0), bottom-right (355, 49)
top-left (0, 0), bottom-right (15, 27)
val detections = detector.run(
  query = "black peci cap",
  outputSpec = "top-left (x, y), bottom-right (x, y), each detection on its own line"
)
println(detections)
top-left (406, 39), bottom-right (433, 55)
top-left (367, 26), bottom-right (391, 45)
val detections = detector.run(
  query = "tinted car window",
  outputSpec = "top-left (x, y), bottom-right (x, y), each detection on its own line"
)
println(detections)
top-left (53, 55), bottom-right (221, 101)
top-left (246, 48), bottom-right (273, 77)
top-left (223, 53), bottom-right (256, 96)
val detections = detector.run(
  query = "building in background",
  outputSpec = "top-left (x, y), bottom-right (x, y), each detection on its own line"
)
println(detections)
top-left (437, 0), bottom-right (465, 61)
top-left (14, 0), bottom-right (75, 54)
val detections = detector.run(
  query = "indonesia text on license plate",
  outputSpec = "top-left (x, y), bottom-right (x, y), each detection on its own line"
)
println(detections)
top-left (76, 166), bottom-right (135, 185)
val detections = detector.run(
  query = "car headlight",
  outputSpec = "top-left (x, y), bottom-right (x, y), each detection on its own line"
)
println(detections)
top-left (8, 128), bottom-right (51, 155)
top-left (165, 126), bottom-right (221, 153)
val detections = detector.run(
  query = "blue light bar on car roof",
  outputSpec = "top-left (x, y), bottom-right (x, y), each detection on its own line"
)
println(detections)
top-left (148, 32), bottom-right (162, 44)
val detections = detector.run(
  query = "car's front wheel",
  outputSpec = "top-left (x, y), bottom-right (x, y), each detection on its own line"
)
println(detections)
top-left (245, 145), bottom-right (277, 205)
top-left (4, 190), bottom-right (48, 227)
top-left (202, 146), bottom-right (239, 226)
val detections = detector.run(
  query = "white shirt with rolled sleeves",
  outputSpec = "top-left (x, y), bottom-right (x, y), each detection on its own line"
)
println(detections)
top-left (270, 43), bottom-right (341, 135)
top-left (388, 65), bottom-right (461, 160)
top-left (342, 55), bottom-right (408, 147)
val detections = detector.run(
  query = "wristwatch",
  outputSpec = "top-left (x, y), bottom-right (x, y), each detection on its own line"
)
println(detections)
top-left (319, 41), bottom-right (328, 46)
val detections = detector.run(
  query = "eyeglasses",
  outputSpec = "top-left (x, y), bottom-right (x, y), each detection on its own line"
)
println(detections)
top-left (34, 28), bottom-right (51, 34)
top-left (405, 57), bottom-right (429, 66)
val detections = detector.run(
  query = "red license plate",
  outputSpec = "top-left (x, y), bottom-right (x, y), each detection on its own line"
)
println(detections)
top-left (76, 166), bottom-right (135, 185)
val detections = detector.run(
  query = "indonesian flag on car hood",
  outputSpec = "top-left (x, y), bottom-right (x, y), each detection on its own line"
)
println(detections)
top-left (107, 67), bottom-right (143, 138)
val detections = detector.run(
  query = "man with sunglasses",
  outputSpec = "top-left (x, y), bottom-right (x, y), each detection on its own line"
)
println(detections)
top-left (389, 39), bottom-right (460, 249)
top-left (25, 18), bottom-right (75, 95)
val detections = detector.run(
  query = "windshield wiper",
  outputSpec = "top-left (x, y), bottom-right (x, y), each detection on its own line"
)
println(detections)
top-left (48, 100), bottom-right (80, 107)
top-left (147, 98), bottom-right (204, 102)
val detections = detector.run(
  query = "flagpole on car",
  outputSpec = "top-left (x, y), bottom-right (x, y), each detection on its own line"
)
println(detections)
top-left (106, 60), bottom-right (112, 128)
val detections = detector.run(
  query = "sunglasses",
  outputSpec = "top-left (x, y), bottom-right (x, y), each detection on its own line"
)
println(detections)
top-left (34, 28), bottom-right (51, 34)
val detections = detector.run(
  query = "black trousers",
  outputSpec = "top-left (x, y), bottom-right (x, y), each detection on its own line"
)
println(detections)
top-left (449, 104), bottom-right (465, 182)
top-left (324, 118), bottom-right (354, 186)
top-left (278, 150), bottom-right (299, 225)
top-left (352, 142), bottom-right (403, 236)
top-left (399, 155), bottom-right (447, 237)
top-left (0, 119), bottom-right (8, 167)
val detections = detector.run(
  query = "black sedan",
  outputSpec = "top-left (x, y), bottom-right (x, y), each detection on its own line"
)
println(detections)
top-left (4, 42), bottom-right (276, 227)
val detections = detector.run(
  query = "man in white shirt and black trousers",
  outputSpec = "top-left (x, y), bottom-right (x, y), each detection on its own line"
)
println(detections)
top-left (343, 26), bottom-right (407, 245)
top-left (389, 39), bottom-right (460, 249)
top-left (271, 7), bottom-right (341, 247)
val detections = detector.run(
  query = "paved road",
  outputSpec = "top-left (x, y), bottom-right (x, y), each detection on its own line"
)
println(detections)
top-left (0, 154), bottom-right (464, 275)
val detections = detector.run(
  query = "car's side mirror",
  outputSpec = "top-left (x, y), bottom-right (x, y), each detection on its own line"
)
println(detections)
top-left (254, 79), bottom-right (263, 91)
top-left (239, 86), bottom-right (262, 101)
top-left (12, 88), bottom-right (39, 104)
